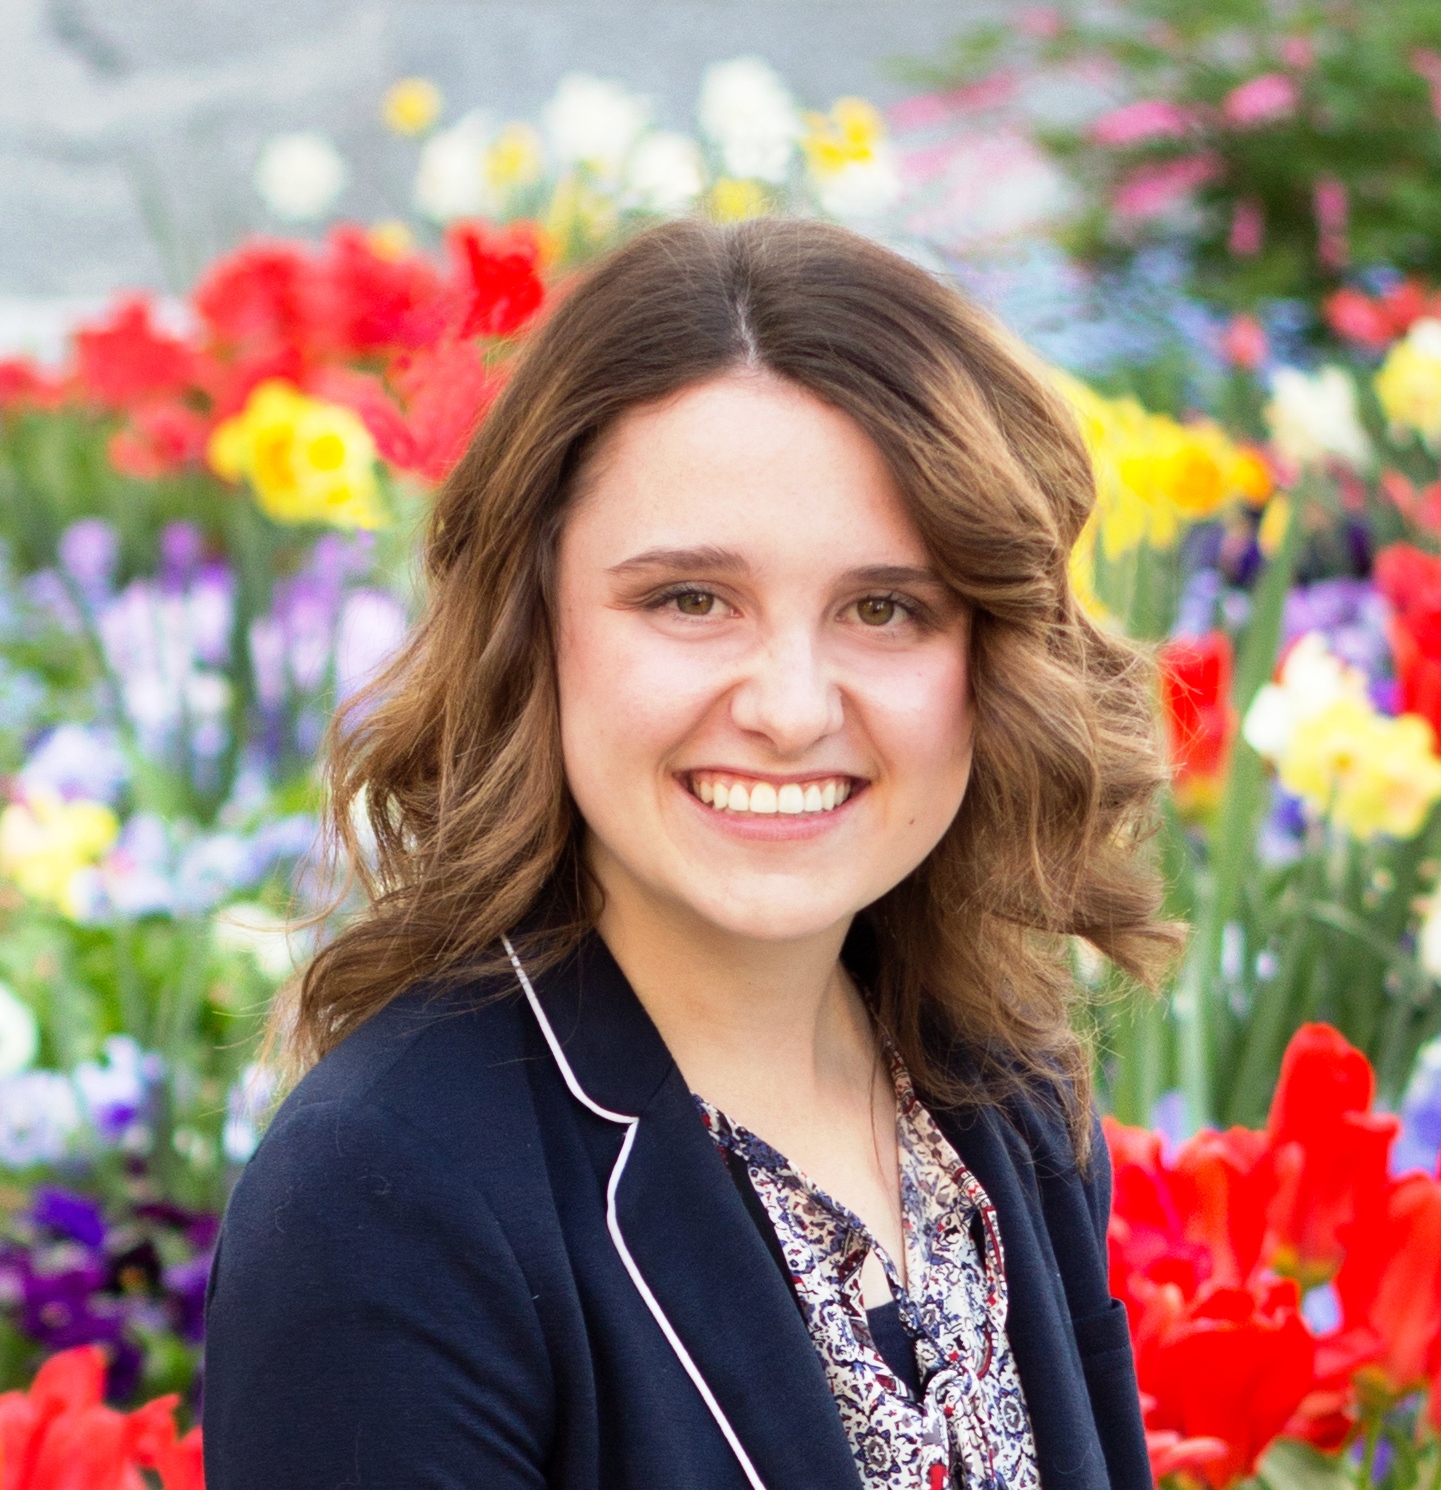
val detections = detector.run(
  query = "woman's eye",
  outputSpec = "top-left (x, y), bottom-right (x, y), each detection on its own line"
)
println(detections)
top-left (855, 596), bottom-right (899, 627)
top-left (673, 590), bottom-right (716, 616)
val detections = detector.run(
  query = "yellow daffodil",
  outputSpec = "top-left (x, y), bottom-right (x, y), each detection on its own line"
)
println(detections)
top-left (801, 97), bottom-right (886, 175)
top-left (208, 380), bottom-right (385, 530)
top-left (1258, 495), bottom-right (1290, 558)
top-left (708, 177), bottom-right (770, 222)
top-left (1375, 318), bottom-right (1441, 449)
top-left (1052, 370), bottom-right (1271, 558)
top-left (486, 123), bottom-right (545, 192)
top-left (382, 78), bottom-right (443, 137)
top-left (0, 791), bottom-right (118, 917)
top-left (1278, 697), bottom-right (1441, 841)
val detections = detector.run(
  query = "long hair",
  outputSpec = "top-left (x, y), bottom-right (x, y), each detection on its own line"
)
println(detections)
top-left (279, 217), bottom-right (1181, 1151)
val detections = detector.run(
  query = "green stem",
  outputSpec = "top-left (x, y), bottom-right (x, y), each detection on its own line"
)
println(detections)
top-left (1360, 1416), bottom-right (1380, 1488)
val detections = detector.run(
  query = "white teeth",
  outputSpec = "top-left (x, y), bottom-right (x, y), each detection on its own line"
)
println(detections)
top-left (690, 774), bottom-right (855, 815)
top-left (777, 784), bottom-right (805, 815)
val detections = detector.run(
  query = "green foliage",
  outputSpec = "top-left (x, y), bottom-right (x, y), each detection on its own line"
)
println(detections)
top-left (920, 0), bottom-right (1441, 331)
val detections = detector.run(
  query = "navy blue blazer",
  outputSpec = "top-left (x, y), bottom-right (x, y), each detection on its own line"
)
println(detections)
top-left (203, 933), bottom-right (1150, 1490)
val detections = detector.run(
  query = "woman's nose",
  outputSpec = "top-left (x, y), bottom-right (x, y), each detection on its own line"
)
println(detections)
top-left (728, 627), bottom-right (844, 754)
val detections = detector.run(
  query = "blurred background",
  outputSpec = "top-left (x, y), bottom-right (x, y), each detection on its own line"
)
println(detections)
top-left (4, 1), bottom-right (1441, 1480)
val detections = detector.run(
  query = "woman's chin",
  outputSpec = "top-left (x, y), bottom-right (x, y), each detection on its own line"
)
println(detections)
top-left (669, 881), bottom-right (860, 947)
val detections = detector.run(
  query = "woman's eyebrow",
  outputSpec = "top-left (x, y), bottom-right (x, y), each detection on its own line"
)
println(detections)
top-left (843, 564), bottom-right (946, 588)
top-left (606, 545), bottom-right (750, 576)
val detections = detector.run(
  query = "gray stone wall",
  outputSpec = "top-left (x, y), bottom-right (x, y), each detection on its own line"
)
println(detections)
top-left (0, 0), bottom-right (970, 300)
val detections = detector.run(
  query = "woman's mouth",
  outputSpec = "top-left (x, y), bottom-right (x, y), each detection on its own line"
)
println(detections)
top-left (684, 771), bottom-right (859, 816)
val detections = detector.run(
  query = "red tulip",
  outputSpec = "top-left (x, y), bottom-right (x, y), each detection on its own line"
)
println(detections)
top-left (447, 221), bottom-right (546, 341)
top-left (1144, 1279), bottom-right (1316, 1488)
top-left (192, 240), bottom-right (323, 404)
top-left (1335, 1172), bottom-right (1441, 1406)
top-left (0, 1346), bottom-right (202, 1490)
top-left (1264, 1024), bottom-right (1398, 1286)
top-left (1171, 1126), bottom-right (1274, 1289)
top-left (73, 298), bottom-right (195, 410)
top-left (1159, 631), bottom-right (1235, 807)
top-left (1324, 289), bottom-right (1395, 350)
top-left (318, 225), bottom-right (448, 360)
top-left (1376, 544), bottom-right (1441, 738)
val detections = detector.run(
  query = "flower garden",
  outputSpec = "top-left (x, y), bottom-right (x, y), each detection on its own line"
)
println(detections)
top-left (3, 3), bottom-right (1441, 1482)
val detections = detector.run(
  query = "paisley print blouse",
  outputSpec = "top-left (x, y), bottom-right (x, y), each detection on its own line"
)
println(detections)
top-left (694, 1056), bottom-right (1041, 1490)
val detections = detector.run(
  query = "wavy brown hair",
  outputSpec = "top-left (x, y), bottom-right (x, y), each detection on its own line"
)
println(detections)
top-left (280, 217), bottom-right (1181, 1148)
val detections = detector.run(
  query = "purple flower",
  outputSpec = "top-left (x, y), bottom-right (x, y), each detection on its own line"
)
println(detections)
top-left (337, 590), bottom-right (408, 700)
top-left (1173, 568), bottom-right (1222, 639)
top-left (159, 521), bottom-right (203, 588)
top-left (19, 724), bottom-right (128, 804)
top-left (188, 562), bottom-right (235, 668)
top-left (32, 1187), bottom-right (106, 1247)
top-left (58, 519), bottom-right (119, 603)
top-left (1283, 578), bottom-right (1393, 703)
top-left (24, 570), bottom-right (82, 632)
top-left (164, 1254), bottom-right (212, 1343)
top-left (1393, 1039), bottom-right (1441, 1176)
top-left (248, 615), bottom-right (287, 710)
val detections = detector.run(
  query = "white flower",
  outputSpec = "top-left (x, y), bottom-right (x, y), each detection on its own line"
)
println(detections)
top-left (698, 58), bottom-right (800, 183)
top-left (336, 590), bottom-right (409, 701)
top-left (625, 131), bottom-right (705, 213)
top-left (214, 901), bottom-right (296, 982)
top-left (224, 1062), bottom-right (279, 1163)
top-left (19, 724), bottom-right (128, 805)
top-left (414, 110), bottom-right (499, 223)
top-left (813, 149), bottom-right (903, 220)
top-left (1421, 903), bottom-right (1441, 981)
top-left (0, 1071), bottom-right (81, 1168)
top-left (0, 983), bottom-right (38, 1078)
top-left (73, 1035), bottom-right (162, 1145)
top-left (542, 74), bottom-right (651, 180)
top-left (253, 132), bottom-right (349, 222)
top-left (1265, 365), bottom-right (1372, 470)
top-left (1241, 632), bottom-right (1370, 761)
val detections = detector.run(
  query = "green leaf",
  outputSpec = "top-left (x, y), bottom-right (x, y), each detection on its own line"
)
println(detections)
top-left (1258, 1439), bottom-right (1355, 1490)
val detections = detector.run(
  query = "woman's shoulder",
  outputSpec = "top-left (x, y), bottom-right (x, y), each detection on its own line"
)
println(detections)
top-left (234, 977), bottom-right (539, 1218)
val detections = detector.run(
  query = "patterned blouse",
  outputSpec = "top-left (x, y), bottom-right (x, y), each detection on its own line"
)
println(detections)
top-left (693, 1055), bottom-right (1040, 1490)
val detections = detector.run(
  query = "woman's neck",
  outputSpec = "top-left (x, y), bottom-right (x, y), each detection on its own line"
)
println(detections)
top-left (590, 844), bottom-right (906, 1287)
top-left (591, 859), bottom-right (871, 1130)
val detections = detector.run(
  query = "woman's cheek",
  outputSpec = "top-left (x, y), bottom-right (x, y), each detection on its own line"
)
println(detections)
top-left (852, 650), bottom-right (971, 773)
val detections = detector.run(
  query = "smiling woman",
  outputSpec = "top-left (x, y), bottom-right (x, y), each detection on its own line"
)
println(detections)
top-left (203, 219), bottom-right (1181, 1490)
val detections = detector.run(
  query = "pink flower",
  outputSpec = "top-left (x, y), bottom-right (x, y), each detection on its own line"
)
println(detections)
top-left (1112, 153), bottom-right (1220, 220)
top-left (1018, 7), bottom-right (1062, 38)
top-left (1313, 176), bottom-right (1349, 271)
top-left (1223, 73), bottom-right (1297, 128)
top-left (1414, 49), bottom-right (1441, 122)
top-left (1280, 37), bottom-right (1314, 71)
top-left (1229, 198), bottom-right (1264, 257)
top-left (1091, 99), bottom-right (1197, 147)
top-left (1223, 315), bottom-right (1269, 370)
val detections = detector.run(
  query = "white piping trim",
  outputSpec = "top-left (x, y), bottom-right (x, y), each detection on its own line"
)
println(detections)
top-left (502, 936), bottom-right (769, 1490)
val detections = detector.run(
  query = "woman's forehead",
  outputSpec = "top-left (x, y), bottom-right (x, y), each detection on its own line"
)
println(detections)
top-left (565, 373), bottom-right (927, 569)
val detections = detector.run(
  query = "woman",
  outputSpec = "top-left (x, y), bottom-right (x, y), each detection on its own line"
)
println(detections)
top-left (204, 218), bottom-right (1178, 1490)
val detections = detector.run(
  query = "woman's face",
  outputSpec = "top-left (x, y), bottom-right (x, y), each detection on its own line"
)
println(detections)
top-left (554, 371), bottom-right (974, 946)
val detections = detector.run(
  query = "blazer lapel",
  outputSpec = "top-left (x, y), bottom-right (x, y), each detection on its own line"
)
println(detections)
top-left (525, 934), bottom-right (862, 1490)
